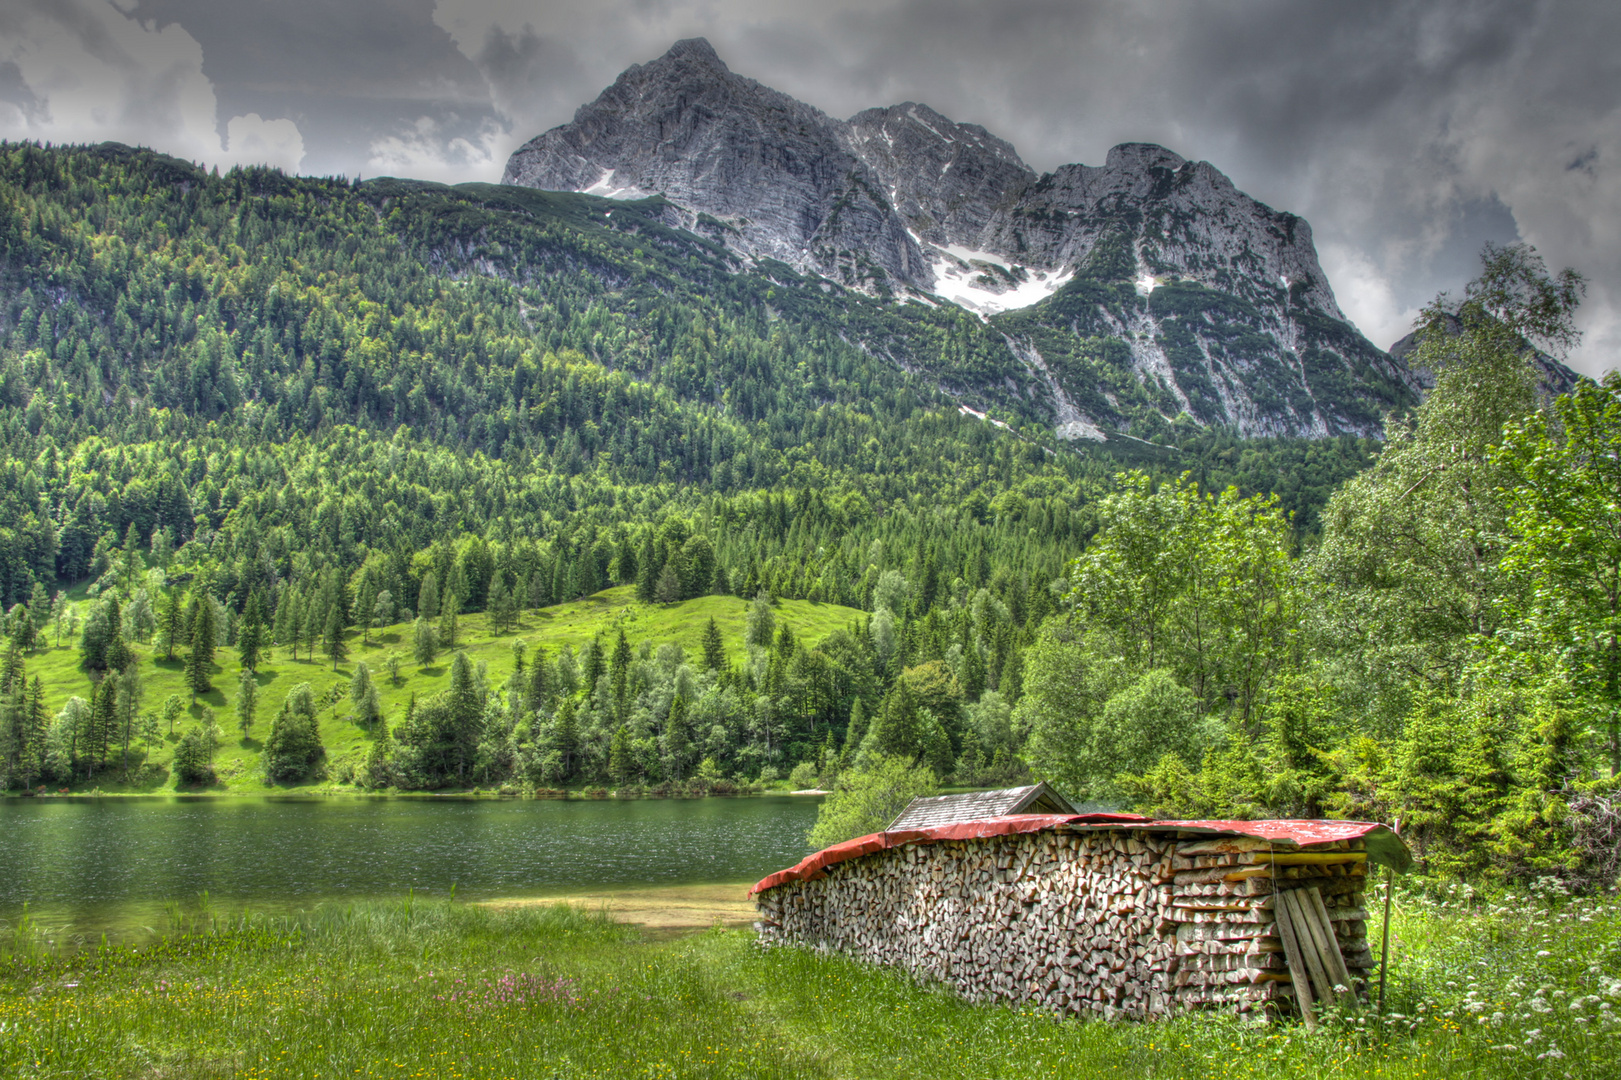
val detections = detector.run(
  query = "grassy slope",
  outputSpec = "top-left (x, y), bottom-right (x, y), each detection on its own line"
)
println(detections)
top-left (25, 587), bottom-right (863, 794)
top-left (3, 888), bottom-right (1617, 1080)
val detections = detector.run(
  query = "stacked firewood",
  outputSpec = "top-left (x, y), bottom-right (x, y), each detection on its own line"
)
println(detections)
top-left (754, 827), bottom-right (1373, 1020)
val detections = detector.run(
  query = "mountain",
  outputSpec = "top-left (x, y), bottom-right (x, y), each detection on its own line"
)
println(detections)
top-left (504, 38), bottom-right (1419, 440)
top-left (1387, 315), bottom-right (1583, 399)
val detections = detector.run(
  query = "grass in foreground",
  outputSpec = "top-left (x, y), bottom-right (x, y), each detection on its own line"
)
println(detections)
top-left (1, 886), bottom-right (1618, 1079)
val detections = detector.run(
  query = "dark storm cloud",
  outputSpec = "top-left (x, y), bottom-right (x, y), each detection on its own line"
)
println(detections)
top-left (2, 0), bottom-right (1616, 372)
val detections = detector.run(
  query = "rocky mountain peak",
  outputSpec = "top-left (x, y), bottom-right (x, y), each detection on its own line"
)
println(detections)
top-left (1105, 143), bottom-right (1187, 172)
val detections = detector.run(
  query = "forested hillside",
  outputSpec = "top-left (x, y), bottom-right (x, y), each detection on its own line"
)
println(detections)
top-left (0, 143), bottom-right (1613, 884)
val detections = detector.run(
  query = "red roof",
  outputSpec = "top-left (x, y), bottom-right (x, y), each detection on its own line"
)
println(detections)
top-left (750, 813), bottom-right (1410, 895)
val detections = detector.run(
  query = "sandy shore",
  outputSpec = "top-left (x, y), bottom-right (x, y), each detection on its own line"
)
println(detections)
top-left (480, 881), bottom-right (757, 934)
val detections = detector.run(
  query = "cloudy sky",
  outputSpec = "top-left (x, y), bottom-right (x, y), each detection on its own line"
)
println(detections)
top-left (2, 0), bottom-right (1617, 375)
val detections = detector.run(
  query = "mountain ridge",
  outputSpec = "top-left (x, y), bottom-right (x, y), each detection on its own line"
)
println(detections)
top-left (503, 38), bottom-right (1418, 440)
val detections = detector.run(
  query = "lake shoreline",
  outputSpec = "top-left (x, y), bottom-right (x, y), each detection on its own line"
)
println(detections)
top-left (3, 786), bottom-right (829, 800)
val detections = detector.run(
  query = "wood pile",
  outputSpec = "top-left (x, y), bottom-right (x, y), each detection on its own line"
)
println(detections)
top-left (753, 826), bottom-right (1373, 1020)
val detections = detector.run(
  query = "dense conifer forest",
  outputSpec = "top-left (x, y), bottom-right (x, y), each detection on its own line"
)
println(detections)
top-left (0, 142), bottom-right (1615, 885)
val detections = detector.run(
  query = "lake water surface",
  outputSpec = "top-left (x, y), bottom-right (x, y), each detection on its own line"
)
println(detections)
top-left (1, 795), bottom-right (820, 940)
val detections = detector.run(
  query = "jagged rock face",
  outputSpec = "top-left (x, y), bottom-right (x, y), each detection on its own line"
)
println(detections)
top-left (503, 38), bottom-right (929, 288)
top-left (504, 38), bottom-right (1423, 439)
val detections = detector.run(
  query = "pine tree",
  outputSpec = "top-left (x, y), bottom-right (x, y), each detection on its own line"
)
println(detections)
top-left (447, 652), bottom-right (483, 785)
top-left (610, 627), bottom-right (633, 720)
top-left (418, 571), bottom-right (440, 621)
top-left (238, 590), bottom-right (264, 672)
top-left (364, 717), bottom-right (393, 789)
top-left (235, 667), bottom-right (258, 737)
top-left (665, 692), bottom-right (693, 781)
top-left (300, 593), bottom-right (321, 661)
top-left (961, 637), bottom-right (986, 702)
top-left (88, 676), bottom-right (117, 776)
top-left (701, 616), bottom-right (726, 672)
top-left (20, 677), bottom-right (47, 789)
top-left (191, 592), bottom-right (216, 666)
top-left (489, 574), bottom-right (515, 635)
top-left (527, 645), bottom-right (552, 712)
top-left (184, 617), bottom-right (212, 698)
top-left (350, 662), bottom-right (379, 726)
top-left (609, 724), bottom-right (633, 786)
top-left (355, 573), bottom-right (377, 646)
top-left (655, 559), bottom-right (682, 604)
top-left (413, 617), bottom-right (438, 668)
top-left (555, 696), bottom-right (578, 778)
top-left (636, 532), bottom-right (657, 603)
top-left (323, 600), bottom-right (348, 671)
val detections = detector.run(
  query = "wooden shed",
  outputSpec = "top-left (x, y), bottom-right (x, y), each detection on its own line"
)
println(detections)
top-left (752, 812), bottom-right (1410, 1021)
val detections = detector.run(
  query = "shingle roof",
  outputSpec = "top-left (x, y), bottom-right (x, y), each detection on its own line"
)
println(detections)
top-left (888, 782), bottom-right (1078, 831)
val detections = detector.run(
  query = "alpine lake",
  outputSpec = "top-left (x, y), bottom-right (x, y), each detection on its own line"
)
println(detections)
top-left (0, 793), bottom-right (822, 945)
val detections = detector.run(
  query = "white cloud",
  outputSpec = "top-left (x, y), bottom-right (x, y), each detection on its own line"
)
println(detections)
top-left (1318, 242), bottom-right (1425, 352)
top-left (367, 114), bottom-right (505, 183)
top-left (225, 113), bottom-right (304, 172)
top-left (0, 0), bottom-right (304, 172)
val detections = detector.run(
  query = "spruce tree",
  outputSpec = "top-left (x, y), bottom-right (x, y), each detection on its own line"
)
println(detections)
top-left (655, 559), bottom-right (682, 604)
top-left (609, 725), bottom-right (632, 786)
top-left (272, 592), bottom-right (296, 660)
top-left (184, 618), bottom-right (212, 698)
top-left (20, 677), bottom-right (47, 789)
top-left (636, 532), bottom-right (657, 603)
top-left (88, 676), bottom-right (117, 776)
top-left (447, 652), bottom-right (483, 785)
top-left (418, 571), bottom-right (440, 621)
top-left (301, 594), bottom-right (321, 661)
top-left (413, 617), bottom-right (438, 668)
top-left (527, 646), bottom-right (552, 712)
top-left (666, 692), bottom-right (693, 781)
top-left (554, 696), bottom-right (578, 778)
top-left (238, 590), bottom-right (264, 672)
top-left (701, 617), bottom-right (726, 672)
top-left (364, 717), bottom-right (393, 789)
top-left (191, 592), bottom-right (216, 666)
top-left (235, 667), bottom-right (258, 737)
top-left (323, 600), bottom-right (348, 671)
top-left (489, 574), bottom-right (515, 635)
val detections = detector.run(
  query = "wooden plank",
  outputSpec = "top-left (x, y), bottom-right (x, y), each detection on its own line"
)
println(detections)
top-left (1264, 853), bottom-right (1368, 866)
top-left (1271, 891), bottom-right (1319, 1031)
top-left (1305, 887), bottom-right (1360, 1012)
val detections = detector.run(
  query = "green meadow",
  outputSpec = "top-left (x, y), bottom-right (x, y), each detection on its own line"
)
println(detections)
top-left (25, 586), bottom-right (863, 794)
top-left (2, 883), bottom-right (1616, 1080)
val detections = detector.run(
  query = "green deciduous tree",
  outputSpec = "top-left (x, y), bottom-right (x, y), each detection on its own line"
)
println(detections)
top-left (1495, 372), bottom-right (1621, 774)
top-left (806, 754), bottom-right (938, 848)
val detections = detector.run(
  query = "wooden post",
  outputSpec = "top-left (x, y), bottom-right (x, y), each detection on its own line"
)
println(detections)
top-left (1377, 818), bottom-right (1398, 1016)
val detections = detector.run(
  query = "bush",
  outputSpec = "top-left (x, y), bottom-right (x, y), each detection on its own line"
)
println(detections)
top-left (788, 761), bottom-right (819, 790)
top-left (171, 726), bottom-right (214, 785)
top-left (806, 755), bottom-right (937, 849)
top-left (262, 683), bottom-right (326, 783)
